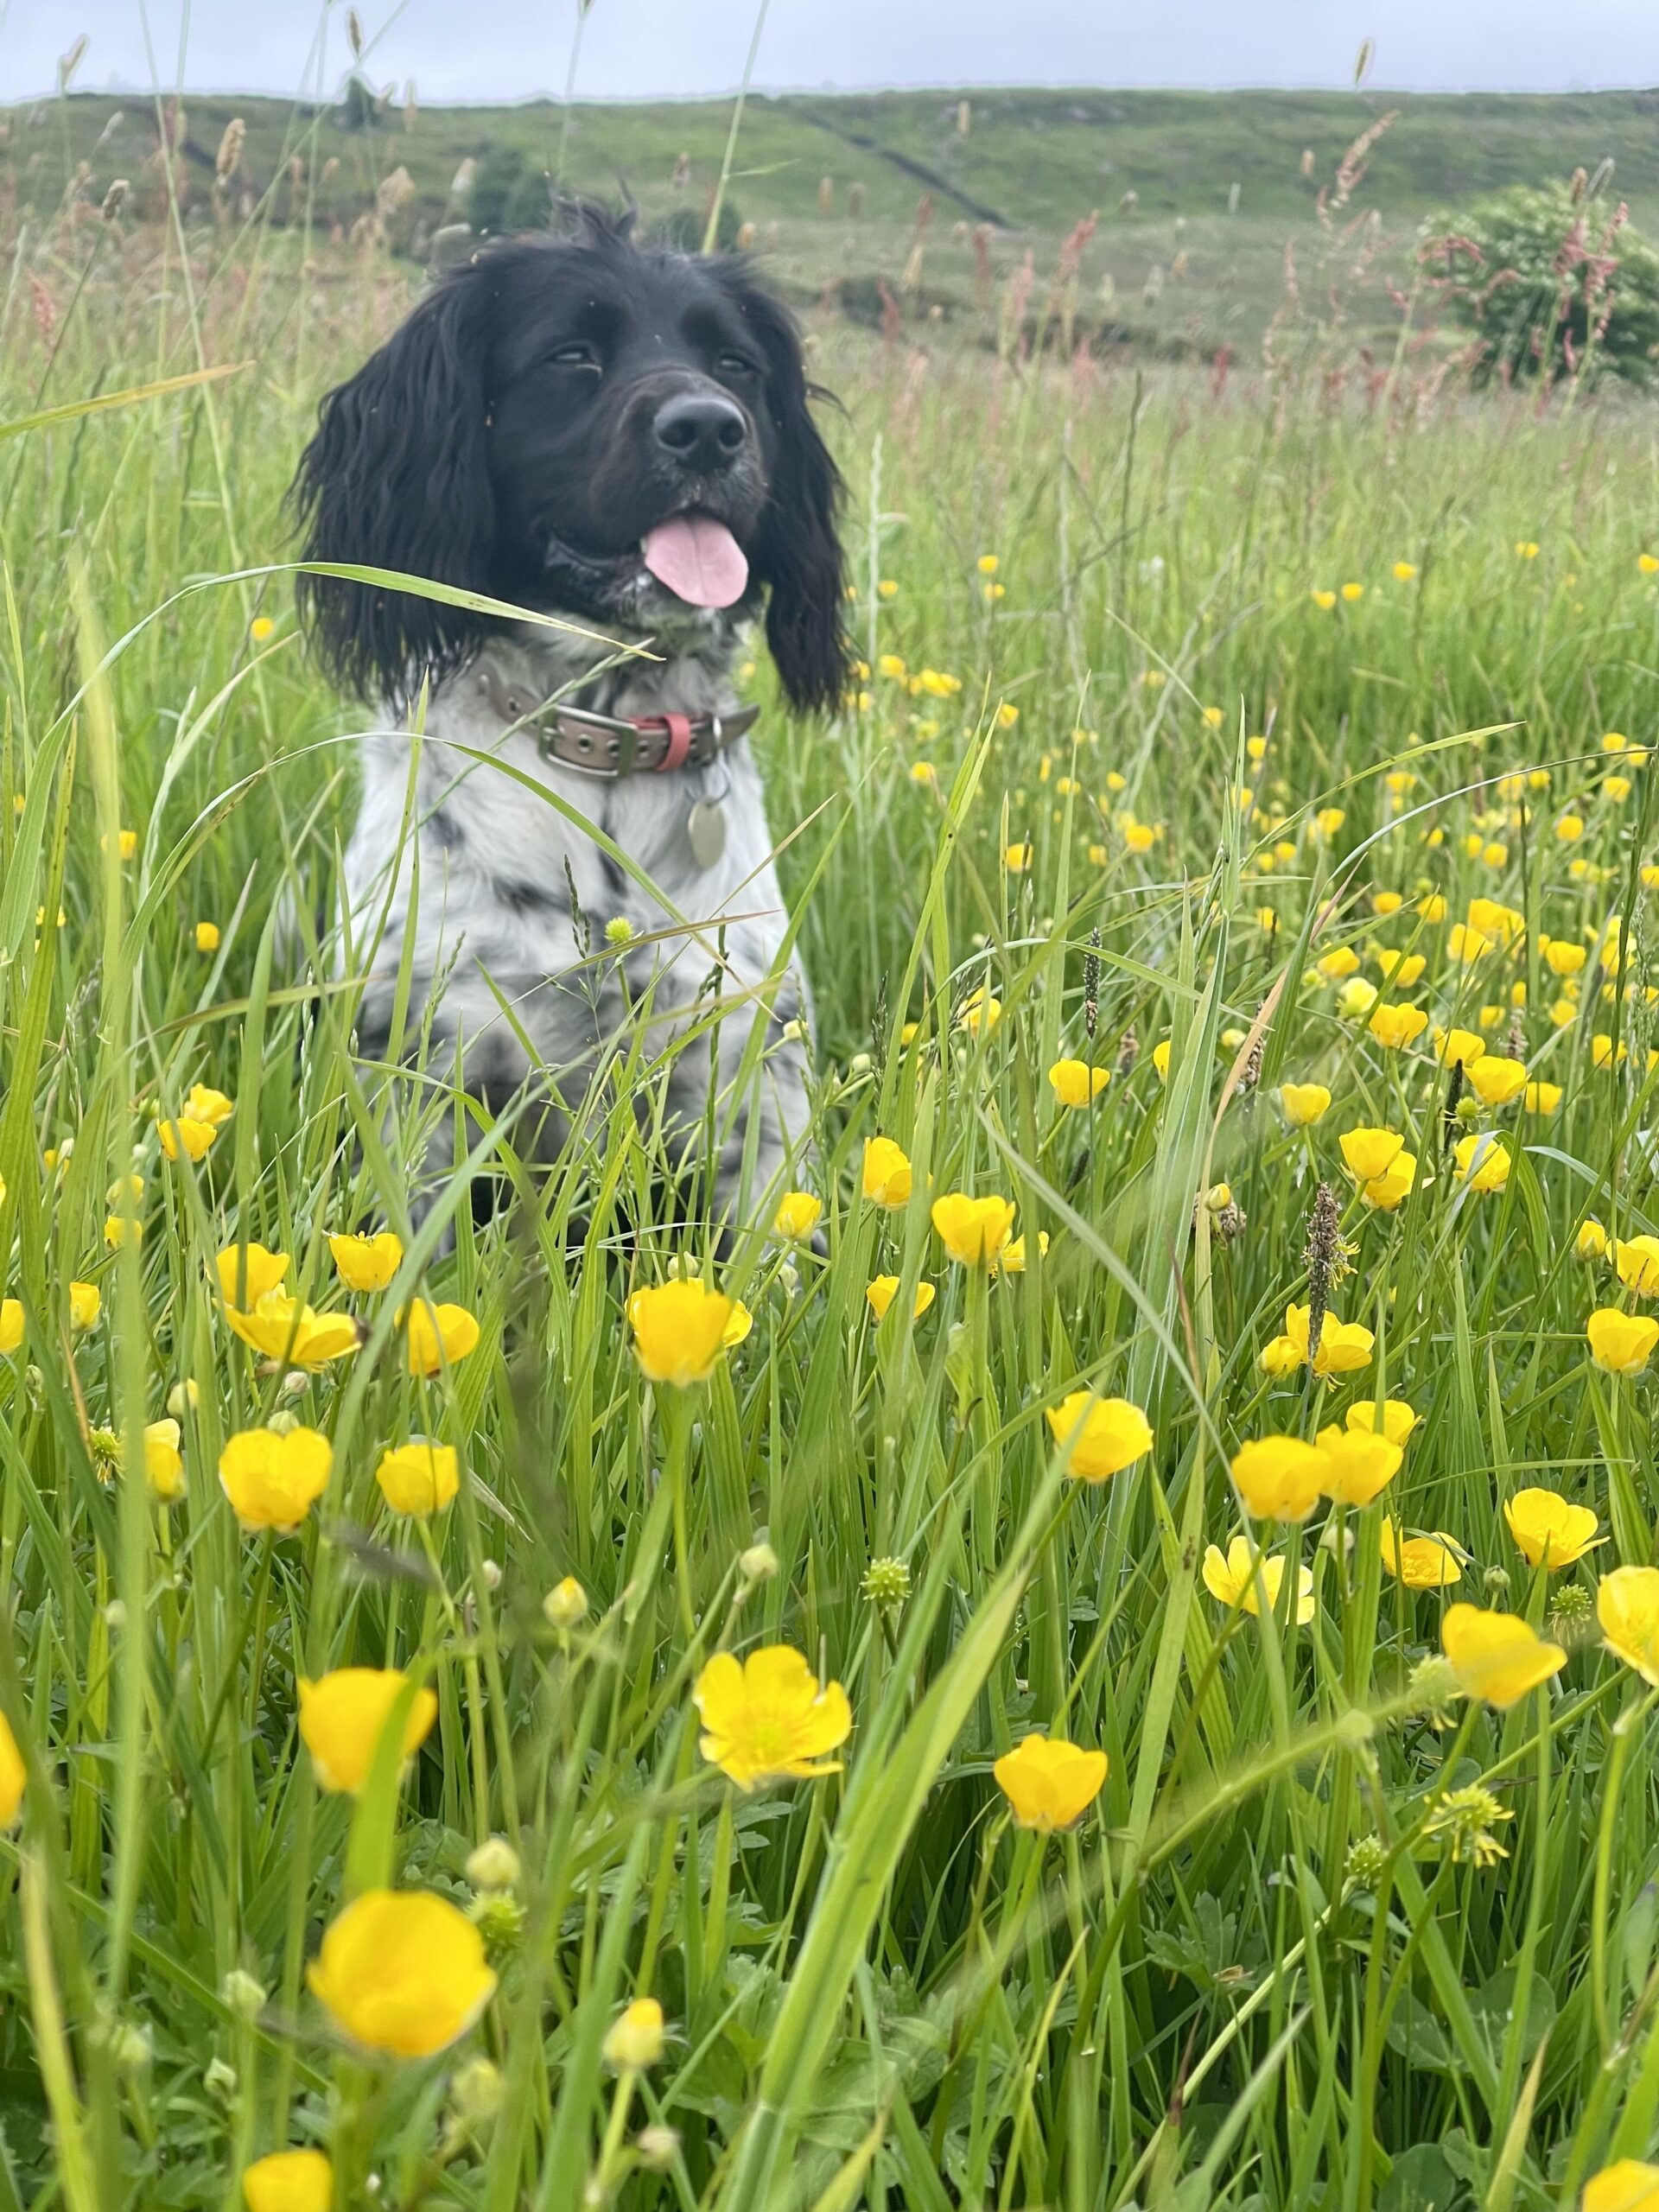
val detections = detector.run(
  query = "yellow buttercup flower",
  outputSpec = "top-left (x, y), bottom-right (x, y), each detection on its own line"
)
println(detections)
top-left (1615, 1236), bottom-right (1659, 1295)
top-left (1345, 1398), bottom-right (1418, 1446)
top-left (603, 1997), bottom-right (665, 2070)
top-left (1151, 1039), bottom-right (1173, 1081)
top-left (1047, 1058), bottom-right (1110, 1108)
top-left (993, 1230), bottom-right (1049, 1276)
top-left (993, 1733), bottom-right (1109, 1833)
top-left (1311, 588), bottom-right (1337, 611)
top-left (0, 1301), bottom-right (22, 1356)
top-left (1316, 946), bottom-right (1361, 982)
top-left (1045, 1392), bottom-right (1154, 1482)
top-left (1314, 1423), bottom-right (1402, 1505)
top-left (1202, 1536), bottom-right (1314, 1622)
top-left (1587, 1307), bottom-right (1659, 1376)
top-left (1230, 1435), bottom-right (1327, 1522)
top-left (67, 1281), bottom-right (101, 1331)
top-left (158, 1111), bottom-right (219, 1162)
top-left (692, 1645), bottom-right (851, 1790)
top-left (1392, 560), bottom-right (1418, 581)
top-left (1453, 1133), bottom-right (1510, 1193)
top-left (1374, 949), bottom-right (1426, 988)
top-left (1279, 1082), bottom-right (1331, 1127)
top-left (957, 987), bottom-right (1001, 1036)
top-left (1467, 1055), bottom-right (1527, 1106)
top-left (1260, 1333), bottom-right (1302, 1377)
top-left (1435, 1027), bottom-right (1485, 1069)
top-left (1283, 1302), bottom-right (1374, 1376)
top-left (297, 1669), bottom-right (439, 1795)
top-left (861, 1136), bottom-right (912, 1207)
top-left (931, 1192), bottom-right (1015, 1267)
top-left (1440, 1604), bottom-right (1565, 1707)
top-left (194, 920), bottom-right (221, 955)
top-left (328, 1230), bottom-right (403, 1293)
top-left (865, 1275), bottom-right (935, 1322)
top-left (375, 1441), bottom-right (461, 1517)
top-left (627, 1280), bottom-right (736, 1386)
top-left (307, 1889), bottom-right (497, 2058)
top-left (1368, 1001), bottom-right (1428, 1051)
top-left (772, 1190), bottom-right (823, 1242)
top-left (1380, 1521), bottom-right (1461, 1589)
top-left (403, 1299), bottom-right (480, 1376)
top-left (1338, 978), bottom-right (1379, 1020)
top-left (1338, 1127), bottom-right (1404, 1183)
top-left (227, 1293), bottom-right (361, 1370)
top-left (1502, 1487), bottom-right (1602, 1568)
top-left (1545, 938), bottom-right (1587, 976)
top-left (0, 1711), bottom-right (26, 1826)
top-left (1576, 1218), bottom-right (1610, 1261)
top-left (1598, 1567), bottom-right (1659, 1688)
top-left (1523, 1080), bottom-right (1562, 1116)
top-left (242, 2149), bottom-right (333, 2212)
top-left (216, 1241), bottom-right (290, 1309)
top-left (219, 1427), bottom-right (333, 1533)
top-left (1361, 1148), bottom-right (1417, 1211)
top-left (1583, 2160), bottom-right (1659, 2212)
top-left (143, 1419), bottom-right (185, 1502)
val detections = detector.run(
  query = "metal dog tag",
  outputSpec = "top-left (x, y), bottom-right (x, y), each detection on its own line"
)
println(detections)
top-left (687, 797), bottom-right (727, 869)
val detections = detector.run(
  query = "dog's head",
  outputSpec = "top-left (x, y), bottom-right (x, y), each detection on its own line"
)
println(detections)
top-left (291, 204), bottom-right (849, 710)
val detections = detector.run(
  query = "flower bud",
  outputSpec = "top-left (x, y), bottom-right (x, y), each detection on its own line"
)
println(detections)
top-left (466, 1837), bottom-right (522, 1891)
top-left (167, 1379), bottom-right (201, 1419)
top-left (479, 1558), bottom-right (502, 1591)
top-left (451, 2054), bottom-right (504, 2123)
top-left (603, 1998), bottom-right (664, 2071)
top-left (203, 2055), bottom-right (238, 2097)
top-left (221, 1967), bottom-right (268, 2018)
top-left (738, 1541), bottom-right (779, 1583)
top-left (542, 1576), bottom-right (588, 1629)
top-left (267, 1408), bottom-right (301, 1436)
top-left (637, 2125), bottom-right (681, 2171)
top-left (108, 2021), bottom-right (151, 2072)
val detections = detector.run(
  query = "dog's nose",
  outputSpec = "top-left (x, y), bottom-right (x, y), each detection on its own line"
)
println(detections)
top-left (653, 390), bottom-right (748, 472)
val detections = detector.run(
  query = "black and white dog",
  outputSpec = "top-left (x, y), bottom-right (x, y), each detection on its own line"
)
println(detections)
top-left (292, 203), bottom-right (848, 1227)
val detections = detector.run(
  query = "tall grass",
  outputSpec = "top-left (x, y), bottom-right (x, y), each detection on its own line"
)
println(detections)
top-left (3, 162), bottom-right (1659, 2212)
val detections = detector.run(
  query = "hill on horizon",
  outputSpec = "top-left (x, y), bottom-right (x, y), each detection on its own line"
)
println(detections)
top-left (5, 83), bottom-right (1656, 359)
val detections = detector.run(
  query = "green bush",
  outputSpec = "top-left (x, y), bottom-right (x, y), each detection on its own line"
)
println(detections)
top-left (467, 146), bottom-right (553, 236)
top-left (1421, 179), bottom-right (1659, 385)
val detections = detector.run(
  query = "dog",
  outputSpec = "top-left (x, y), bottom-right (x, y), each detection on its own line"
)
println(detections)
top-left (291, 202), bottom-right (848, 1234)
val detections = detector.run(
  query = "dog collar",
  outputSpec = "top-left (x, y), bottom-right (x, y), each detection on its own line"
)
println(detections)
top-left (470, 655), bottom-right (758, 779)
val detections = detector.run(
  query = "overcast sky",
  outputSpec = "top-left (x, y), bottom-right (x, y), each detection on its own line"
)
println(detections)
top-left (9, 0), bottom-right (1658, 102)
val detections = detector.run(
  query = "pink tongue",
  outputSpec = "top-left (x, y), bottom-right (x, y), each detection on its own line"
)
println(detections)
top-left (641, 514), bottom-right (750, 608)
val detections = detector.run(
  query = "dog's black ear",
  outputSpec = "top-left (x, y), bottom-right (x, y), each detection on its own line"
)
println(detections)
top-left (728, 278), bottom-right (850, 714)
top-left (291, 270), bottom-right (494, 701)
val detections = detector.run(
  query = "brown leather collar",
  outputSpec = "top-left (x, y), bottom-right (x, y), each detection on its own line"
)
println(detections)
top-left (469, 655), bottom-right (758, 779)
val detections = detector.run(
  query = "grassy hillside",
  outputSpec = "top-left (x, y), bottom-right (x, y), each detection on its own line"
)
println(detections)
top-left (4, 84), bottom-right (1657, 355)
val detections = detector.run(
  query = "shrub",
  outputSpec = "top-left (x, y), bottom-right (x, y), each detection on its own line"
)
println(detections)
top-left (1421, 179), bottom-right (1659, 386)
top-left (467, 147), bottom-right (552, 237)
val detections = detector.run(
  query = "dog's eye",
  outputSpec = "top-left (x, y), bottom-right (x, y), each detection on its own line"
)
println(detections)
top-left (716, 351), bottom-right (756, 376)
top-left (550, 343), bottom-right (599, 370)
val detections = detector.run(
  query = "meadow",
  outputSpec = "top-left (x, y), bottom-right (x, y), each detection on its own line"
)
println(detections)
top-left (8, 94), bottom-right (1659, 2212)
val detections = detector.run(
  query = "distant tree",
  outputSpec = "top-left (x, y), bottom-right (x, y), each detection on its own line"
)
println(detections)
top-left (1421, 179), bottom-right (1659, 387)
top-left (340, 75), bottom-right (378, 132)
top-left (467, 146), bottom-right (552, 236)
top-left (656, 199), bottom-right (745, 255)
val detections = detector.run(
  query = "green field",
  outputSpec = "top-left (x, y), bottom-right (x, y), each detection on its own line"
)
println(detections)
top-left (7, 65), bottom-right (1659, 2212)
top-left (7, 81), bottom-right (1659, 354)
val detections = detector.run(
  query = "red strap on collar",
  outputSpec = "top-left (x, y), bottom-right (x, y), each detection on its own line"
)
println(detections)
top-left (654, 712), bottom-right (693, 772)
